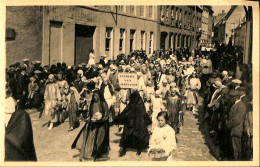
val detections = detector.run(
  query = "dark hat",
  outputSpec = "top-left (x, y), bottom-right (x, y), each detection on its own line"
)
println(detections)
top-left (229, 90), bottom-right (241, 97)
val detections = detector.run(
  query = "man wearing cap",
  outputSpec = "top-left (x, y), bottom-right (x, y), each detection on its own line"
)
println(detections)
top-left (16, 65), bottom-right (28, 109)
top-left (226, 89), bottom-right (247, 160)
top-left (232, 79), bottom-right (242, 90)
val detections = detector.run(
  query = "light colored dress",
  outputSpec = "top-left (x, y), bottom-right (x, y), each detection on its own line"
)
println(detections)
top-left (149, 124), bottom-right (177, 159)
top-left (88, 52), bottom-right (96, 65)
top-left (44, 82), bottom-right (61, 121)
top-left (151, 95), bottom-right (163, 130)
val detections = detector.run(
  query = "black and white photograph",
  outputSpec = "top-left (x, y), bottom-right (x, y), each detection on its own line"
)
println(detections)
top-left (1, 1), bottom-right (259, 166)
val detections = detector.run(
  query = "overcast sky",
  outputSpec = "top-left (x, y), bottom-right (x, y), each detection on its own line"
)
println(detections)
top-left (212, 6), bottom-right (231, 16)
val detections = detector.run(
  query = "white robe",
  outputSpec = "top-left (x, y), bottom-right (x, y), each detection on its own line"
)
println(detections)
top-left (149, 124), bottom-right (177, 158)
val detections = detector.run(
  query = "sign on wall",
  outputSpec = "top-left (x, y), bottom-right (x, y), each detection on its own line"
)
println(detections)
top-left (118, 73), bottom-right (138, 89)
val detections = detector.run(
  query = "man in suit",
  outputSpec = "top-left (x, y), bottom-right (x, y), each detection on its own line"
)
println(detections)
top-left (226, 89), bottom-right (247, 160)
top-left (16, 65), bottom-right (28, 109)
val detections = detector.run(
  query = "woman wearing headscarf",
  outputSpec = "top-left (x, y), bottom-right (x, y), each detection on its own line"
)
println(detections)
top-left (71, 90), bottom-right (110, 161)
top-left (67, 86), bottom-right (80, 131)
top-left (112, 90), bottom-right (152, 157)
top-left (5, 82), bottom-right (37, 161)
top-left (44, 74), bottom-right (61, 130)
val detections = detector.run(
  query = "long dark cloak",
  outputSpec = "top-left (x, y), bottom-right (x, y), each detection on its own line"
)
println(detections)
top-left (71, 90), bottom-right (110, 159)
top-left (5, 109), bottom-right (37, 161)
top-left (166, 96), bottom-right (181, 132)
top-left (113, 91), bottom-right (152, 150)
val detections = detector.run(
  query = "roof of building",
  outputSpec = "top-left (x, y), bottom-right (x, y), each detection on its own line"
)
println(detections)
top-left (214, 6), bottom-right (238, 27)
top-left (214, 14), bottom-right (226, 26)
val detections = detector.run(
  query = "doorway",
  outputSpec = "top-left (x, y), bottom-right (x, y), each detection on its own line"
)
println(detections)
top-left (75, 25), bottom-right (95, 65)
top-left (49, 21), bottom-right (63, 65)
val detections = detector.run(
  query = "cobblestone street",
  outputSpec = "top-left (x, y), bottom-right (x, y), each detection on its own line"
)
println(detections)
top-left (29, 104), bottom-right (216, 161)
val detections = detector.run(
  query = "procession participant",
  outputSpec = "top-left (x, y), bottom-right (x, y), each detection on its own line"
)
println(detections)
top-left (185, 72), bottom-right (201, 114)
top-left (5, 83), bottom-right (37, 161)
top-left (141, 66), bottom-right (150, 85)
top-left (16, 65), bottom-right (28, 109)
top-left (100, 77), bottom-right (116, 122)
top-left (226, 89), bottom-right (247, 160)
top-left (26, 74), bottom-right (41, 109)
top-left (159, 79), bottom-right (169, 101)
top-left (109, 64), bottom-right (120, 91)
top-left (118, 88), bottom-right (130, 134)
top-left (112, 91), bottom-right (152, 157)
top-left (151, 90), bottom-right (164, 130)
top-left (44, 74), bottom-right (61, 130)
top-left (137, 71), bottom-right (146, 99)
top-left (74, 69), bottom-right (85, 93)
top-left (155, 64), bottom-right (166, 90)
top-left (72, 90), bottom-right (110, 161)
top-left (166, 87), bottom-right (181, 133)
top-left (67, 86), bottom-right (80, 132)
top-left (148, 112), bottom-right (177, 161)
top-left (88, 49), bottom-right (96, 66)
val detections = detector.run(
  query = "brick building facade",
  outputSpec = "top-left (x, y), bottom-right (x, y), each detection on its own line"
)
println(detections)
top-left (6, 5), bottom-right (203, 66)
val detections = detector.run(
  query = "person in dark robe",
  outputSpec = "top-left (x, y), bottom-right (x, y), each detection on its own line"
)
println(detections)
top-left (166, 88), bottom-right (181, 133)
top-left (112, 90), bottom-right (152, 157)
top-left (5, 83), bottom-right (37, 161)
top-left (71, 90), bottom-right (110, 161)
top-left (67, 86), bottom-right (80, 131)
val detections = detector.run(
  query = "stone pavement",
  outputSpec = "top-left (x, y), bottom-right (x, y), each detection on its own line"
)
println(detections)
top-left (29, 107), bottom-right (216, 162)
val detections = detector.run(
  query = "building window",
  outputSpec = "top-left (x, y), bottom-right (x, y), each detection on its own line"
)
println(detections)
top-left (179, 9), bottom-right (182, 21)
top-left (166, 6), bottom-right (169, 23)
top-left (118, 5), bottom-right (124, 12)
top-left (105, 28), bottom-right (112, 51)
top-left (141, 31), bottom-right (146, 50)
top-left (149, 32), bottom-right (154, 54)
top-left (175, 8), bottom-right (178, 21)
top-left (130, 30), bottom-right (135, 52)
top-left (119, 29), bottom-right (125, 51)
top-left (130, 6), bottom-right (135, 15)
top-left (149, 6), bottom-right (153, 18)
top-left (140, 6), bottom-right (144, 16)
top-left (104, 5), bottom-right (111, 10)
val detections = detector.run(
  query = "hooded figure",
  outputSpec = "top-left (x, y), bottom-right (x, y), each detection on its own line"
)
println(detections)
top-left (71, 90), bottom-right (110, 161)
top-left (112, 91), bottom-right (152, 157)
top-left (5, 84), bottom-right (37, 161)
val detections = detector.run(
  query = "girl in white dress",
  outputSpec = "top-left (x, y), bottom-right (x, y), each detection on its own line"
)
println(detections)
top-left (149, 112), bottom-right (177, 161)
top-left (88, 49), bottom-right (96, 66)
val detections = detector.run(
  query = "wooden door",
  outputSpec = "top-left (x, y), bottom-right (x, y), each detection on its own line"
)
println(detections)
top-left (75, 25), bottom-right (95, 65)
top-left (50, 21), bottom-right (62, 65)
